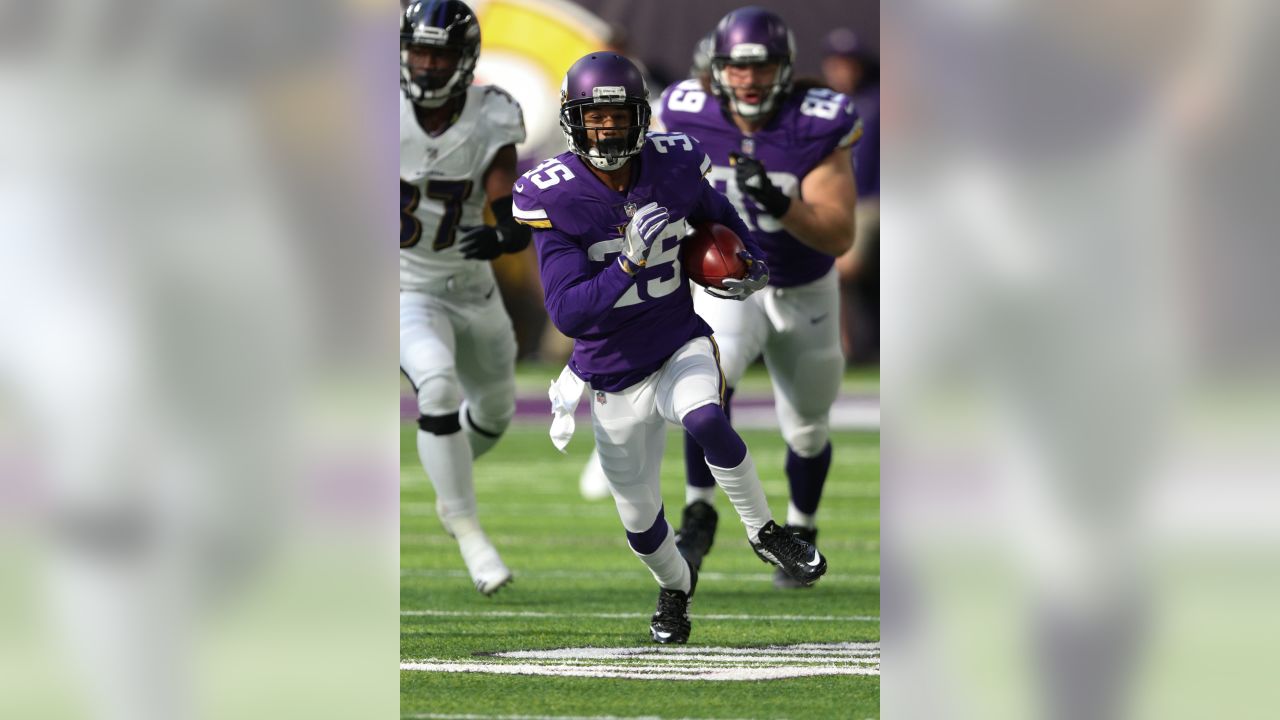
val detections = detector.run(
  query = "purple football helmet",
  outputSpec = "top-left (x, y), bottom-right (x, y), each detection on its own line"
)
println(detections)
top-left (709, 7), bottom-right (796, 118)
top-left (560, 52), bottom-right (651, 171)
top-left (400, 0), bottom-right (481, 108)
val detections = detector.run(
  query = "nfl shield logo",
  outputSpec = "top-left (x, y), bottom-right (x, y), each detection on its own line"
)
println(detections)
top-left (595, 391), bottom-right (607, 405)
top-left (623, 202), bottom-right (637, 218)
top-left (740, 137), bottom-right (755, 156)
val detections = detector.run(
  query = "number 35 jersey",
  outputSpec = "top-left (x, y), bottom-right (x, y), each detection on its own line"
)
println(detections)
top-left (514, 133), bottom-right (761, 392)
top-left (400, 85), bottom-right (525, 291)
top-left (655, 81), bottom-right (861, 287)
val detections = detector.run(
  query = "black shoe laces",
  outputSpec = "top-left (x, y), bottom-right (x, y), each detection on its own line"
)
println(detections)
top-left (764, 526), bottom-right (810, 564)
top-left (655, 588), bottom-right (688, 617)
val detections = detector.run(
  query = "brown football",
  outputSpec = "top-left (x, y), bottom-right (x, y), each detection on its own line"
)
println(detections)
top-left (682, 222), bottom-right (748, 289)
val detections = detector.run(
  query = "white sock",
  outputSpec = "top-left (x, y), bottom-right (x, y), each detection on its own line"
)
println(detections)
top-left (417, 428), bottom-right (477, 521)
top-left (460, 401), bottom-right (502, 459)
top-left (786, 502), bottom-right (816, 529)
top-left (706, 452), bottom-right (772, 542)
top-left (453, 522), bottom-right (505, 568)
top-left (633, 525), bottom-right (692, 593)
top-left (685, 485), bottom-right (716, 506)
top-left (450, 516), bottom-right (511, 592)
top-left (447, 513), bottom-right (484, 538)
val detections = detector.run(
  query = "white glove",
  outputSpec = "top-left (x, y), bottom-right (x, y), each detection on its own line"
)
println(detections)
top-left (620, 202), bottom-right (670, 268)
top-left (705, 253), bottom-right (770, 300)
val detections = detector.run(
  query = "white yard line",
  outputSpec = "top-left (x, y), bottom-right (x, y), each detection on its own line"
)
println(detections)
top-left (483, 654), bottom-right (881, 665)
top-left (400, 568), bottom-right (880, 584)
top-left (401, 642), bottom-right (880, 683)
top-left (399, 660), bottom-right (879, 680)
top-left (400, 609), bottom-right (879, 622)
top-left (402, 535), bottom-right (881, 552)
top-left (495, 643), bottom-right (879, 660)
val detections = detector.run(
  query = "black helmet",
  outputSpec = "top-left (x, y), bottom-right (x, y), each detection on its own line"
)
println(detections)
top-left (400, 0), bottom-right (481, 108)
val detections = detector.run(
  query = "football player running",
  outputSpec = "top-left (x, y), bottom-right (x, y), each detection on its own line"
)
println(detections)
top-left (576, 30), bottom-right (718, 504)
top-left (400, 0), bottom-right (530, 596)
top-left (517, 52), bottom-right (827, 644)
top-left (655, 8), bottom-right (862, 588)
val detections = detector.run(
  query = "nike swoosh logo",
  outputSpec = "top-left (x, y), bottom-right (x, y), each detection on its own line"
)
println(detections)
top-left (807, 549), bottom-right (823, 567)
top-left (655, 631), bottom-right (672, 639)
top-left (810, 313), bottom-right (828, 325)
top-left (515, 183), bottom-right (525, 192)
top-left (484, 286), bottom-right (496, 300)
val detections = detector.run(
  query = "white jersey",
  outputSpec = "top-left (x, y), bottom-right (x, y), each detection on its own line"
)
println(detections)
top-left (400, 84), bottom-right (525, 291)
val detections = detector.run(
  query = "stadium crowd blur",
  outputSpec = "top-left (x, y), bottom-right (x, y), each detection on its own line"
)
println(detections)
top-left (479, 1), bottom-right (879, 369)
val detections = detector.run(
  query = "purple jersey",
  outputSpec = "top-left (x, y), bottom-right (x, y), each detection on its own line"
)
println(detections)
top-left (515, 132), bottom-right (759, 392)
top-left (656, 81), bottom-right (862, 287)
top-left (852, 87), bottom-right (880, 198)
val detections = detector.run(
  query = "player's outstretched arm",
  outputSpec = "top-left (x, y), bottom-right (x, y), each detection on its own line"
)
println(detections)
top-left (779, 147), bottom-right (858, 256)
top-left (730, 147), bottom-right (857, 257)
top-left (536, 229), bottom-right (635, 337)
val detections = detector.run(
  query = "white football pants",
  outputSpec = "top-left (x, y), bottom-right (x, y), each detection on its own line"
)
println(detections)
top-left (693, 267), bottom-right (844, 458)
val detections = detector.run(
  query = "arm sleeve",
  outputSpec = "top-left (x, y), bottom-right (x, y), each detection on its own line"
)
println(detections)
top-left (536, 229), bottom-right (635, 338)
top-left (477, 87), bottom-right (527, 174)
top-left (690, 179), bottom-right (765, 259)
top-left (488, 86), bottom-right (527, 147)
top-left (490, 196), bottom-right (531, 252)
top-left (821, 94), bottom-right (863, 159)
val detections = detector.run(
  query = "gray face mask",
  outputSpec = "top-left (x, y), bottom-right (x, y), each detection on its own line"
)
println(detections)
top-left (584, 146), bottom-right (630, 171)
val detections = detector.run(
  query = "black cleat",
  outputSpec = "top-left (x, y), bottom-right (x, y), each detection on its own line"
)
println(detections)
top-left (650, 560), bottom-right (698, 644)
top-left (675, 500), bottom-right (718, 571)
top-left (751, 520), bottom-right (827, 586)
top-left (773, 525), bottom-right (819, 589)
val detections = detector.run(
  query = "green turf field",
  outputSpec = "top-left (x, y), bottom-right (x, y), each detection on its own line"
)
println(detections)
top-left (401, 422), bottom-right (880, 719)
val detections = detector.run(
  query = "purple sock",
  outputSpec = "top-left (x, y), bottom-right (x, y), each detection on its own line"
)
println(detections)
top-left (682, 403), bottom-right (746, 469)
top-left (786, 442), bottom-right (832, 515)
top-left (683, 388), bottom-right (734, 488)
top-left (626, 505), bottom-right (668, 554)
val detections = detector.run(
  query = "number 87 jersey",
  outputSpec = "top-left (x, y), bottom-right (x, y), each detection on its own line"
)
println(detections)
top-left (400, 85), bottom-right (525, 291)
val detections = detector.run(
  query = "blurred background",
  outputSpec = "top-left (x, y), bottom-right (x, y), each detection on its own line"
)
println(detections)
top-left (880, 0), bottom-right (1280, 718)
top-left (1, 1), bottom-right (400, 718)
